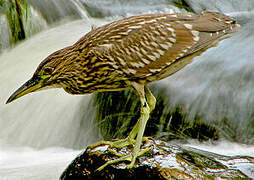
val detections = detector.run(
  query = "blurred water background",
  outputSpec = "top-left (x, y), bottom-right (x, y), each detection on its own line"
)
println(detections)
top-left (0, 0), bottom-right (254, 179)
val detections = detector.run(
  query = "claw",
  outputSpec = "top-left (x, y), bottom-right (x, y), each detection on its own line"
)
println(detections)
top-left (90, 136), bottom-right (150, 171)
top-left (96, 147), bottom-right (150, 171)
top-left (96, 155), bottom-right (132, 171)
top-left (107, 149), bottom-right (126, 157)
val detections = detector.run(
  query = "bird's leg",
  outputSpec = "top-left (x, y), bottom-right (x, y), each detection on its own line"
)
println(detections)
top-left (113, 86), bottom-right (156, 143)
top-left (145, 86), bottom-right (156, 113)
top-left (126, 84), bottom-right (155, 168)
top-left (114, 86), bottom-right (156, 146)
top-left (90, 87), bottom-right (153, 150)
top-left (96, 84), bottom-right (155, 171)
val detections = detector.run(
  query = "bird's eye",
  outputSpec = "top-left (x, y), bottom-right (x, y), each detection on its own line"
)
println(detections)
top-left (44, 67), bottom-right (53, 75)
top-left (41, 67), bottom-right (54, 79)
top-left (231, 20), bottom-right (236, 25)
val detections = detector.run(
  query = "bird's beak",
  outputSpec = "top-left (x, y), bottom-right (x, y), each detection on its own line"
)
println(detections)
top-left (6, 76), bottom-right (43, 104)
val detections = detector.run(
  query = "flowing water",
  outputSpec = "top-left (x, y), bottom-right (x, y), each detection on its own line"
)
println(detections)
top-left (0, 19), bottom-right (105, 179)
top-left (154, 20), bottom-right (254, 144)
top-left (0, 0), bottom-right (254, 179)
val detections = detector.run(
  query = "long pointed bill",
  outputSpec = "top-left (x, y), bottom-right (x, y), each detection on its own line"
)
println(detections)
top-left (6, 77), bottom-right (42, 104)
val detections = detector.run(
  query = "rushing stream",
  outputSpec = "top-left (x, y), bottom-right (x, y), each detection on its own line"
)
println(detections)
top-left (0, 20), bottom-right (104, 179)
top-left (0, 0), bottom-right (254, 179)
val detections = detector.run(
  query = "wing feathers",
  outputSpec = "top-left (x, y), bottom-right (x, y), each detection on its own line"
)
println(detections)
top-left (75, 11), bottom-right (238, 78)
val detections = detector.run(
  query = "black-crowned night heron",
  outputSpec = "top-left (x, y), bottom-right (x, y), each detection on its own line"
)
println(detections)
top-left (6, 11), bottom-right (240, 170)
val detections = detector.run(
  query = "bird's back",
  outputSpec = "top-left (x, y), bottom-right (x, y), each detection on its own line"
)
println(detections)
top-left (5, 11), bottom-right (240, 102)
top-left (52, 11), bottom-right (240, 94)
top-left (73, 11), bottom-right (239, 84)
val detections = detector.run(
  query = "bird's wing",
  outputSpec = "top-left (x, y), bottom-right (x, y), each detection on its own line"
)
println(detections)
top-left (76, 11), bottom-right (237, 78)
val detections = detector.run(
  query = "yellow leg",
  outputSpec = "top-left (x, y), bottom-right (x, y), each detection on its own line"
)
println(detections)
top-left (95, 84), bottom-right (156, 170)
top-left (127, 84), bottom-right (156, 168)
top-left (91, 87), bottom-right (154, 149)
top-left (145, 86), bottom-right (156, 112)
top-left (128, 97), bottom-right (150, 167)
top-left (126, 86), bottom-right (156, 140)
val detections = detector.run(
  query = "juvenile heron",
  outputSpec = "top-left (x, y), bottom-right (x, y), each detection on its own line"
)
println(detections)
top-left (6, 11), bottom-right (240, 170)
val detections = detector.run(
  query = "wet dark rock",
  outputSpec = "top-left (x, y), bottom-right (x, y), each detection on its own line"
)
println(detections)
top-left (60, 138), bottom-right (253, 179)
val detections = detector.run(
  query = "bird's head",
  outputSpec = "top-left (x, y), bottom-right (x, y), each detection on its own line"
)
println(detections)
top-left (6, 46), bottom-right (83, 104)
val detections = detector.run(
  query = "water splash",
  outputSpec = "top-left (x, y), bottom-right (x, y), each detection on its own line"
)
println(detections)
top-left (0, 143), bottom-right (80, 180)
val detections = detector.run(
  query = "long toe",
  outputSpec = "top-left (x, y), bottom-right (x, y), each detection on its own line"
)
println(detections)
top-left (96, 147), bottom-right (150, 171)
top-left (89, 138), bottom-right (133, 149)
top-left (96, 154), bottom-right (132, 171)
top-left (90, 137), bottom-right (149, 150)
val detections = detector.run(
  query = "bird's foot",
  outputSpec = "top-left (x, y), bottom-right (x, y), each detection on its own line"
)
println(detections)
top-left (90, 137), bottom-right (150, 171)
top-left (90, 136), bottom-right (149, 149)
top-left (96, 147), bottom-right (150, 171)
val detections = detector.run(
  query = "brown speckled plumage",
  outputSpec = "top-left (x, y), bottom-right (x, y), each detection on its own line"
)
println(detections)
top-left (32, 11), bottom-right (239, 95)
top-left (7, 10), bottom-right (240, 170)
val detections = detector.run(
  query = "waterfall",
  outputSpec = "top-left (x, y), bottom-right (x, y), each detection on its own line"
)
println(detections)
top-left (0, 20), bottom-right (106, 149)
